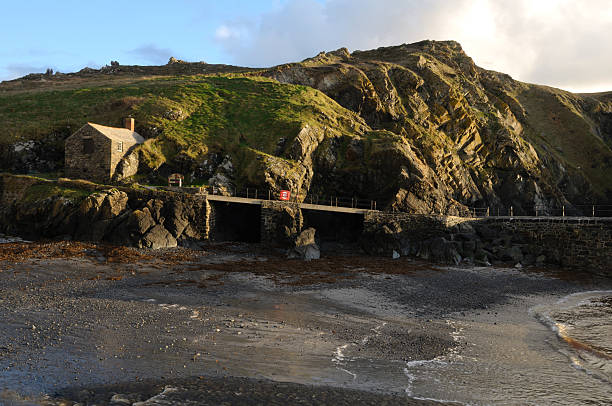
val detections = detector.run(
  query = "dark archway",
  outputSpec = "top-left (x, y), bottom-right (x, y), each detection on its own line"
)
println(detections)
top-left (209, 201), bottom-right (261, 242)
top-left (302, 210), bottom-right (364, 244)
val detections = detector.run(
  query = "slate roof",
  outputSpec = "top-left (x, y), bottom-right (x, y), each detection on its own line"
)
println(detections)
top-left (87, 122), bottom-right (145, 144)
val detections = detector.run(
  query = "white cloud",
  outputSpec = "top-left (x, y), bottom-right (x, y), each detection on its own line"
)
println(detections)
top-left (215, 25), bottom-right (242, 40)
top-left (214, 0), bottom-right (612, 92)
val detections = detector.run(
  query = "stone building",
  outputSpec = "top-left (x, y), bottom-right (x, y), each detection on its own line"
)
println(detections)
top-left (64, 118), bottom-right (144, 182)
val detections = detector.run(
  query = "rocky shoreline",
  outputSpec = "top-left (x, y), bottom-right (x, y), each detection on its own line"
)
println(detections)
top-left (0, 240), bottom-right (610, 405)
top-left (2, 175), bottom-right (611, 274)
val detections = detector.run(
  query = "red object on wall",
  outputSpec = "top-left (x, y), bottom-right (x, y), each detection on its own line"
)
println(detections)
top-left (279, 190), bottom-right (291, 201)
top-left (168, 173), bottom-right (184, 187)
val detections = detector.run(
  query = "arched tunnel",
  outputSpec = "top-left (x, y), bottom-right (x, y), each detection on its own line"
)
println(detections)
top-left (302, 209), bottom-right (364, 246)
top-left (209, 201), bottom-right (262, 242)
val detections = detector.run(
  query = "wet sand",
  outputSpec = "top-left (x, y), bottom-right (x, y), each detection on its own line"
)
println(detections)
top-left (0, 241), bottom-right (610, 405)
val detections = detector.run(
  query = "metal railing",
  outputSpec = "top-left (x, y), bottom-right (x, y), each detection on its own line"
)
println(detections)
top-left (162, 184), bottom-right (612, 218)
top-left (466, 204), bottom-right (612, 218)
top-left (203, 186), bottom-right (379, 211)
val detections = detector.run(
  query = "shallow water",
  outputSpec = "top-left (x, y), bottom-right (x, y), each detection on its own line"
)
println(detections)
top-left (399, 292), bottom-right (612, 405)
top-left (1, 252), bottom-right (611, 405)
top-left (532, 290), bottom-right (612, 383)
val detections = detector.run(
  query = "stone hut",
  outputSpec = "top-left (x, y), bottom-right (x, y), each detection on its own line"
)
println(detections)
top-left (64, 118), bottom-right (144, 182)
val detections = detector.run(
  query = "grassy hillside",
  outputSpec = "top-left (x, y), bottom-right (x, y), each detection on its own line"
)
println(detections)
top-left (0, 74), bottom-right (366, 185)
top-left (2, 40), bottom-right (611, 212)
top-left (513, 85), bottom-right (612, 195)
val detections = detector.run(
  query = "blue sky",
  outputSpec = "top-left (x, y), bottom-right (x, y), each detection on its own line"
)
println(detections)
top-left (0, 0), bottom-right (282, 78)
top-left (0, 0), bottom-right (279, 75)
top-left (1, 0), bottom-right (611, 92)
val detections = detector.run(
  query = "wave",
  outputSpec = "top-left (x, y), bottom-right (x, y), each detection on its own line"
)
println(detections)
top-left (531, 290), bottom-right (612, 382)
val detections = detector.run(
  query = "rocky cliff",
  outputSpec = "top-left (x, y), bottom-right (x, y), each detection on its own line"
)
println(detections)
top-left (0, 175), bottom-right (208, 249)
top-left (262, 41), bottom-right (612, 214)
top-left (1, 41), bottom-right (611, 215)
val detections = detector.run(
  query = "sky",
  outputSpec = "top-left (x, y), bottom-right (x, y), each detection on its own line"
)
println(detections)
top-left (1, 0), bottom-right (611, 92)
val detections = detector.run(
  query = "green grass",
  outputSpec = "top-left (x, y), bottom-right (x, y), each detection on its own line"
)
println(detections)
top-left (515, 86), bottom-right (612, 195)
top-left (0, 75), bottom-right (364, 186)
top-left (22, 182), bottom-right (91, 204)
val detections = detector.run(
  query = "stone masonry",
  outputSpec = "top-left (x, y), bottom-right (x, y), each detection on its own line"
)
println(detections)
top-left (481, 217), bottom-right (612, 272)
top-left (1, 173), bottom-right (610, 273)
top-left (64, 120), bottom-right (144, 183)
top-left (362, 211), bottom-right (612, 273)
top-left (260, 200), bottom-right (303, 246)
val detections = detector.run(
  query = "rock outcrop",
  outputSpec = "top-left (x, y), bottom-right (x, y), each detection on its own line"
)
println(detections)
top-left (0, 176), bottom-right (207, 249)
top-left (287, 227), bottom-right (320, 261)
top-left (2, 40), bottom-right (611, 216)
top-left (263, 41), bottom-right (612, 214)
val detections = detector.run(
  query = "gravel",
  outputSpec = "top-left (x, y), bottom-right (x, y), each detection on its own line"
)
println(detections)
top-left (0, 241), bottom-right (609, 405)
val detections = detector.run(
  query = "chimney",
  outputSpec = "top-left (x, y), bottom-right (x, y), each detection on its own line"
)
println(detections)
top-left (124, 117), bottom-right (135, 131)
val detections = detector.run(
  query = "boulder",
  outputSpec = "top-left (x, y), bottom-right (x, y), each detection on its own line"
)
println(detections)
top-left (288, 227), bottom-right (320, 261)
top-left (418, 237), bottom-right (462, 265)
top-left (138, 225), bottom-right (177, 249)
top-left (146, 199), bottom-right (165, 223)
top-left (79, 192), bottom-right (107, 218)
top-left (99, 189), bottom-right (128, 219)
top-left (89, 219), bottom-right (113, 242)
top-left (113, 149), bottom-right (140, 182)
top-left (500, 245), bottom-right (523, 263)
top-left (302, 244), bottom-right (321, 261)
top-left (163, 201), bottom-right (189, 238)
top-left (129, 208), bottom-right (156, 234)
top-left (461, 240), bottom-right (477, 257)
top-left (294, 227), bottom-right (316, 247)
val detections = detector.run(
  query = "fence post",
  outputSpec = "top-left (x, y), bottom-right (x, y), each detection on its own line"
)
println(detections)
top-left (510, 206), bottom-right (513, 217)
top-left (535, 206), bottom-right (538, 217)
top-left (335, 197), bottom-right (338, 207)
top-left (268, 190), bottom-right (271, 201)
top-left (592, 205), bottom-right (595, 217)
top-left (562, 206), bottom-right (565, 217)
top-left (487, 207), bottom-right (490, 217)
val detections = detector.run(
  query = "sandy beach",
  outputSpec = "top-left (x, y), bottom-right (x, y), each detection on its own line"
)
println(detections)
top-left (0, 241), bottom-right (610, 405)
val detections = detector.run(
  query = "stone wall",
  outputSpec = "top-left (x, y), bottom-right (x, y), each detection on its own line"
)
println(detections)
top-left (361, 212), bottom-right (475, 263)
top-left (260, 201), bottom-right (303, 246)
top-left (64, 125), bottom-right (140, 182)
top-left (2, 172), bottom-right (611, 272)
top-left (481, 217), bottom-right (612, 272)
top-left (363, 212), bottom-right (612, 274)
top-left (64, 125), bottom-right (112, 182)
top-left (363, 211), bottom-right (473, 241)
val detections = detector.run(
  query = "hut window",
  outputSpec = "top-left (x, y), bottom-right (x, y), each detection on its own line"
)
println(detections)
top-left (82, 138), bottom-right (94, 154)
top-left (117, 141), bottom-right (123, 152)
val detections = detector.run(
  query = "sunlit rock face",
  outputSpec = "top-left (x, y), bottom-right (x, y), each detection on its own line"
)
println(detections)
top-left (265, 40), bottom-right (612, 214)
top-left (2, 40), bottom-right (611, 215)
